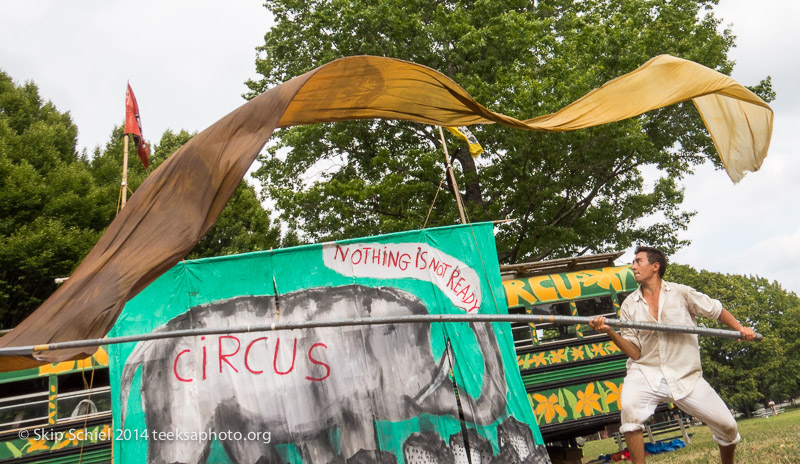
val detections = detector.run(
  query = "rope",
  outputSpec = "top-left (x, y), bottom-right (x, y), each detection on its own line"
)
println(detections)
top-left (115, 185), bottom-right (123, 215)
top-left (423, 173), bottom-right (447, 229)
top-left (77, 359), bottom-right (96, 464)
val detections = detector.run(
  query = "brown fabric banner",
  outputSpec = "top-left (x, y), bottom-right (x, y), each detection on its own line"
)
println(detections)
top-left (0, 55), bottom-right (772, 371)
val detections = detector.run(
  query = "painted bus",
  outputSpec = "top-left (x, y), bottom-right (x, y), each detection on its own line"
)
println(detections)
top-left (500, 252), bottom-right (639, 443)
top-left (0, 252), bottom-right (639, 461)
top-left (0, 348), bottom-right (111, 463)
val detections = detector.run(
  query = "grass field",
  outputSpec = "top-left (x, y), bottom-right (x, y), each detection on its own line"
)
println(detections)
top-left (581, 407), bottom-right (800, 463)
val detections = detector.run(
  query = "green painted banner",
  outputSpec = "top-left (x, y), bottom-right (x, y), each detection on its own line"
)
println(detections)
top-left (109, 223), bottom-right (550, 464)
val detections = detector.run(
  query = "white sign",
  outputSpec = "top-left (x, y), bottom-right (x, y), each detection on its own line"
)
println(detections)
top-left (322, 242), bottom-right (482, 312)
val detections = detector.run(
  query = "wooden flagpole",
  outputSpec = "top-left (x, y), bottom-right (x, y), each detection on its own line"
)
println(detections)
top-left (120, 134), bottom-right (129, 211)
top-left (438, 126), bottom-right (467, 224)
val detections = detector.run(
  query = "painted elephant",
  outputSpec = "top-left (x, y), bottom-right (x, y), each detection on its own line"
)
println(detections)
top-left (119, 285), bottom-right (511, 463)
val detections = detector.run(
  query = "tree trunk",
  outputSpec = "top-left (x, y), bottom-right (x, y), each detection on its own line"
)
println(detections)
top-left (450, 146), bottom-right (484, 206)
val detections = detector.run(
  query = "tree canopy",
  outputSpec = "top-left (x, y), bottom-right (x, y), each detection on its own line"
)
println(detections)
top-left (0, 71), bottom-right (103, 328)
top-left (247, 0), bottom-right (773, 263)
top-left (0, 73), bottom-right (282, 328)
top-left (666, 264), bottom-right (800, 415)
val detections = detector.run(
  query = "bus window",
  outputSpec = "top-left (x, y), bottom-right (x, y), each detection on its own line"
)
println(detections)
top-left (508, 306), bottom-right (535, 348)
top-left (575, 296), bottom-right (617, 336)
top-left (510, 302), bottom-right (574, 347)
top-left (539, 324), bottom-right (578, 343)
top-left (617, 291), bottom-right (633, 305)
top-left (0, 378), bottom-right (48, 431)
top-left (56, 369), bottom-right (111, 421)
top-left (530, 301), bottom-right (572, 317)
top-left (530, 302), bottom-right (574, 344)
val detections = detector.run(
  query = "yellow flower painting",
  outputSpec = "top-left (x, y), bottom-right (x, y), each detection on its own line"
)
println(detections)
top-left (604, 381), bottom-right (623, 410)
top-left (533, 393), bottom-right (568, 423)
top-left (549, 349), bottom-right (567, 364)
top-left (575, 383), bottom-right (603, 417)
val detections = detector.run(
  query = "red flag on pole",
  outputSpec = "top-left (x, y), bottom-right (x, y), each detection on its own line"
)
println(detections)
top-left (124, 84), bottom-right (150, 169)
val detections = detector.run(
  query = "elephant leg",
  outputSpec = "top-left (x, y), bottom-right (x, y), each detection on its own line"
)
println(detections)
top-left (221, 436), bottom-right (283, 464)
top-left (142, 380), bottom-right (212, 464)
top-left (147, 435), bottom-right (211, 464)
top-left (338, 406), bottom-right (379, 460)
top-left (214, 401), bottom-right (283, 464)
top-left (297, 428), bottom-right (342, 464)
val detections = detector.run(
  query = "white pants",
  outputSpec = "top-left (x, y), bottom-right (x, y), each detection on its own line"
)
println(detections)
top-left (619, 368), bottom-right (741, 446)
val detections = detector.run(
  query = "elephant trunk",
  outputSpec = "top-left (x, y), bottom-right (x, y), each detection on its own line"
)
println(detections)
top-left (456, 321), bottom-right (508, 425)
top-left (119, 340), bottom-right (151, 429)
top-left (415, 321), bottom-right (508, 426)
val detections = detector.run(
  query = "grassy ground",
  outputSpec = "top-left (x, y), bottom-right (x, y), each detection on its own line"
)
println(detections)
top-left (581, 407), bottom-right (800, 463)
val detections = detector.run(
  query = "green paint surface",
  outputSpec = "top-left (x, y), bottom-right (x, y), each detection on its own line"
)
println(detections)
top-left (109, 224), bottom-right (542, 463)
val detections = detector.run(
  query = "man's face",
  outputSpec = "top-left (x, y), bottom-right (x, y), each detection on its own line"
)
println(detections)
top-left (632, 251), bottom-right (659, 283)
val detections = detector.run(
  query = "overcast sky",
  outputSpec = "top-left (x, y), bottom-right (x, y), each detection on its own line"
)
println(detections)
top-left (1, 0), bottom-right (798, 294)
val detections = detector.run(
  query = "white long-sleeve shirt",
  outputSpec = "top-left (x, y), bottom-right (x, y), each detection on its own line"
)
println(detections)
top-left (619, 281), bottom-right (723, 400)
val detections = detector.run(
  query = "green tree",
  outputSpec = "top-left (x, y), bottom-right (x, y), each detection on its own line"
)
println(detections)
top-left (0, 70), bottom-right (283, 328)
top-left (666, 264), bottom-right (800, 416)
top-left (247, 0), bottom-right (773, 262)
top-left (0, 71), bottom-right (105, 328)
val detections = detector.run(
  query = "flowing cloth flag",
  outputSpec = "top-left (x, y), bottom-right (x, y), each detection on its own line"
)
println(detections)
top-left (0, 55), bottom-right (773, 371)
top-left (124, 84), bottom-right (150, 169)
top-left (447, 126), bottom-right (484, 157)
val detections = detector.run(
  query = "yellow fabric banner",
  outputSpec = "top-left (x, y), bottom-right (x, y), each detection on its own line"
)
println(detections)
top-left (446, 126), bottom-right (484, 157)
top-left (278, 54), bottom-right (772, 181)
top-left (0, 54), bottom-right (772, 371)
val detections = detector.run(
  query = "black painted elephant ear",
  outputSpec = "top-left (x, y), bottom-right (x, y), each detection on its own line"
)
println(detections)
top-left (449, 429), bottom-right (492, 464)
top-left (492, 417), bottom-right (551, 464)
top-left (403, 432), bottom-right (455, 464)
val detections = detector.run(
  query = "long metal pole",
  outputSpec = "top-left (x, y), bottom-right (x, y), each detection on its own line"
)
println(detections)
top-left (0, 314), bottom-right (761, 357)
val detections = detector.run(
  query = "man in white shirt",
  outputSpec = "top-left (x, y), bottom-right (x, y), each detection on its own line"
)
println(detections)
top-left (589, 246), bottom-right (755, 464)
